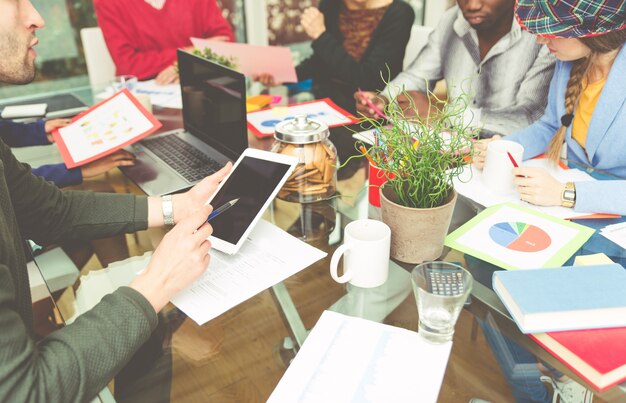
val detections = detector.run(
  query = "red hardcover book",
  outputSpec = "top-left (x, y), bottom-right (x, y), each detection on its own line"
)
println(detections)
top-left (52, 88), bottom-right (162, 168)
top-left (531, 327), bottom-right (626, 391)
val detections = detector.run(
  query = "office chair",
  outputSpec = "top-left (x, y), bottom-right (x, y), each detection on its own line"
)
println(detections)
top-left (403, 25), bottom-right (434, 70)
top-left (80, 27), bottom-right (116, 92)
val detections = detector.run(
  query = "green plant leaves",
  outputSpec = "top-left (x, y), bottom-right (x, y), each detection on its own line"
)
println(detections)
top-left (359, 87), bottom-right (478, 209)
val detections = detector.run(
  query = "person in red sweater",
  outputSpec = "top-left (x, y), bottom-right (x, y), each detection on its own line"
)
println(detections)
top-left (94, 0), bottom-right (234, 84)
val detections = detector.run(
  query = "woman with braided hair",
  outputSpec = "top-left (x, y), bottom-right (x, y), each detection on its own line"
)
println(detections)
top-left (470, 1), bottom-right (626, 402)
top-left (474, 0), bottom-right (626, 217)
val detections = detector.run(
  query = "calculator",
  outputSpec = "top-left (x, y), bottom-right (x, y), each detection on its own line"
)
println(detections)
top-left (426, 268), bottom-right (465, 296)
top-left (425, 263), bottom-right (472, 305)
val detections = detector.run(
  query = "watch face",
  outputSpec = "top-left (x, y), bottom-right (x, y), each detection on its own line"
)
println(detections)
top-left (564, 189), bottom-right (576, 201)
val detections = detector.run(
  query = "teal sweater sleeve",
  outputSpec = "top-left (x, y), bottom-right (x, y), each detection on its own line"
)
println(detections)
top-left (0, 267), bottom-right (158, 402)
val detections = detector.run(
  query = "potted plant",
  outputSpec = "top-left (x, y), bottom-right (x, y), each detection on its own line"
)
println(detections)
top-left (190, 47), bottom-right (238, 70)
top-left (360, 89), bottom-right (477, 263)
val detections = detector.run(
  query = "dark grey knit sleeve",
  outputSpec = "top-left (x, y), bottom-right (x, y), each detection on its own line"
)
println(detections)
top-left (0, 271), bottom-right (158, 403)
top-left (1, 139), bottom-right (148, 245)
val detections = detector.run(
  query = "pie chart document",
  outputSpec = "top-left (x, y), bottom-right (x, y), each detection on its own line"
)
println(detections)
top-left (445, 203), bottom-right (594, 270)
top-left (489, 222), bottom-right (552, 252)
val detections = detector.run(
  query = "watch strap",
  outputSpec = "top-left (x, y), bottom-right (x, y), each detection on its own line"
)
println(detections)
top-left (162, 195), bottom-right (175, 225)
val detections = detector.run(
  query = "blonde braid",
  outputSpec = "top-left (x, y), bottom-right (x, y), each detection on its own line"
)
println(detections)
top-left (546, 56), bottom-right (593, 163)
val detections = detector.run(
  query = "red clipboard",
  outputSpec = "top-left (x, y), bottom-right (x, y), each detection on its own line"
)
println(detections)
top-left (246, 98), bottom-right (359, 139)
top-left (52, 88), bottom-right (162, 168)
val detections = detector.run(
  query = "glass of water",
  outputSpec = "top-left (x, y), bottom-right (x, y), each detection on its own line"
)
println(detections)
top-left (411, 261), bottom-right (473, 344)
top-left (111, 75), bottom-right (138, 93)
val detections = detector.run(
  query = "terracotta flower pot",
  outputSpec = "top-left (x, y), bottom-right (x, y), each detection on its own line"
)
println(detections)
top-left (380, 186), bottom-right (457, 264)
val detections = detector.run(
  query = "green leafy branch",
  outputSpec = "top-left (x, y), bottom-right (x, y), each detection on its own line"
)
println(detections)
top-left (191, 47), bottom-right (238, 70)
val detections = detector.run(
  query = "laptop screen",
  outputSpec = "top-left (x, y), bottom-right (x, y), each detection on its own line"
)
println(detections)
top-left (178, 50), bottom-right (248, 160)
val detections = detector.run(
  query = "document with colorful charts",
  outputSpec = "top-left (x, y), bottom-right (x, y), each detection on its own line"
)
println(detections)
top-left (52, 89), bottom-right (162, 168)
top-left (246, 98), bottom-right (358, 138)
top-left (445, 203), bottom-right (595, 270)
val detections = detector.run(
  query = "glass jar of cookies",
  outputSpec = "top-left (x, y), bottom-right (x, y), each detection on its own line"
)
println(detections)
top-left (272, 115), bottom-right (337, 203)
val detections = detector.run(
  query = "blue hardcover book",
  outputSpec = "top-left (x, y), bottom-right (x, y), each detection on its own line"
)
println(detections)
top-left (492, 264), bottom-right (626, 334)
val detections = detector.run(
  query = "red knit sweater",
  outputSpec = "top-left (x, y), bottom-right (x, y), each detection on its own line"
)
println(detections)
top-left (94, 0), bottom-right (234, 80)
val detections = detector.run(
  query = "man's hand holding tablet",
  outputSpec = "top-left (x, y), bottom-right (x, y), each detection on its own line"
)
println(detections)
top-left (205, 148), bottom-right (298, 254)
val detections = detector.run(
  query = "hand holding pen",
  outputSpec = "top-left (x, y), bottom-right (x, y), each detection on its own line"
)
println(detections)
top-left (512, 167), bottom-right (564, 206)
top-left (207, 198), bottom-right (239, 222)
top-left (355, 89), bottom-right (388, 119)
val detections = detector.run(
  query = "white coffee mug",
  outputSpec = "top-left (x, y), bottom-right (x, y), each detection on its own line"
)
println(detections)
top-left (133, 93), bottom-right (153, 114)
top-left (330, 219), bottom-right (391, 288)
top-left (482, 140), bottom-right (524, 194)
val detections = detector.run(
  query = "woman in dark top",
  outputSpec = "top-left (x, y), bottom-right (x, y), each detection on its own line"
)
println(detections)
top-left (259, 0), bottom-right (415, 113)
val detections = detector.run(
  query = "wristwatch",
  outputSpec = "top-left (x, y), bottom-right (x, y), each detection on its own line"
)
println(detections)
top-left (561, 182), bottom-right (576, 208)
top-left (162, 195), bottom-right (175, 225)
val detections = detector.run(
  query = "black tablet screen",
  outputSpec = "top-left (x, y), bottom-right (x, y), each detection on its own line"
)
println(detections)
top-left (209, 156), bottom-right (291, 245)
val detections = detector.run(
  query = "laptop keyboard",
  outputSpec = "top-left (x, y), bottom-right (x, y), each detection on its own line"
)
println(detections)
top-left (142, 134), bottom-right (223, 183)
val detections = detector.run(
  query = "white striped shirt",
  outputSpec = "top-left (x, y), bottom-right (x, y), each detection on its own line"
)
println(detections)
top-left (384, 6), bottom-right (556, 136)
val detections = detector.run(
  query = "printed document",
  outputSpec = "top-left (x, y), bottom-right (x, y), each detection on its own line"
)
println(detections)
top-left (96, 79), bottom-right (182, 109)
top-left (172, 220), bottom-right (327, 325)
top-left (600, 222), bottom-right (626, 250)
top-left (445, 203), bottom-right (595, 270)
top-left (268, 311), bottom-right (452, 403)
top-left (71, 221), bottom-right (325, 325)
top-left (135, 80), bottom-right (182, 109)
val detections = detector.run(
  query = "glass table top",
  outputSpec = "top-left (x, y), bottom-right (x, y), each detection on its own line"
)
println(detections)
top-left (26, 106), bottom-right (626, 402)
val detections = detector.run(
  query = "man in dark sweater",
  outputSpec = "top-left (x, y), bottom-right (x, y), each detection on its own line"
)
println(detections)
top-left (1, 119), bottom-right (139, 267)
top-left (0, 1), bottom-right (232, 401)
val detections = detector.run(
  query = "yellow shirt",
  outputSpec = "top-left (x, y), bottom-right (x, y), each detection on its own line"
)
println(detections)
top-left (572, 78), bottom-right (607, 148)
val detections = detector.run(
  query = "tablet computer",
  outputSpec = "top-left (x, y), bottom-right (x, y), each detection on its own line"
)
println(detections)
top-left (207, 148), bottom-right (298, 254)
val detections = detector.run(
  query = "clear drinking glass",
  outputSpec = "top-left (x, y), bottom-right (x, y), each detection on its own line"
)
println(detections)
top-left (411, 261), bottom-right (473, 344)
top-left (111, 75), bottom-right (138, 93)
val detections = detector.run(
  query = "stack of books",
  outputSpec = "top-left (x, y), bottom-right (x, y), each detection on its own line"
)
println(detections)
top-left (493, 263), bottom-right (626, 391)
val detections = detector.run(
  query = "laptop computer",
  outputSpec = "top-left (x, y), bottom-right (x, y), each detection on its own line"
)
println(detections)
top-left (122, 50), bottom-right (248, 196)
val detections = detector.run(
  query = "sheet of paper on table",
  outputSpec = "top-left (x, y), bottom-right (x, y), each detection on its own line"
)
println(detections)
top-left (71, 220), bottom-right (326, 326)
top-left (600, 222), bottom-right (626, 250)
top-left (352, 128), bottom-right (378, 145)
top-left (96, 79), bottom-right (182, 109)
top-left (453, 159), bottom-right (597, 220)
top-left (135, 80), bottom-right (182, 109)
top-left (268, 311), bottom-right (452, 403)
top-left (445, 203), bottom-right (595, 270)
top-left (172, 219), bottom-right (327, 325)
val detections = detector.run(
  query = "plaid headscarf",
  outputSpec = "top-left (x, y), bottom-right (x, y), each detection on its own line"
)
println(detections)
top-left (516, 0), bottom-right (626, 38)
